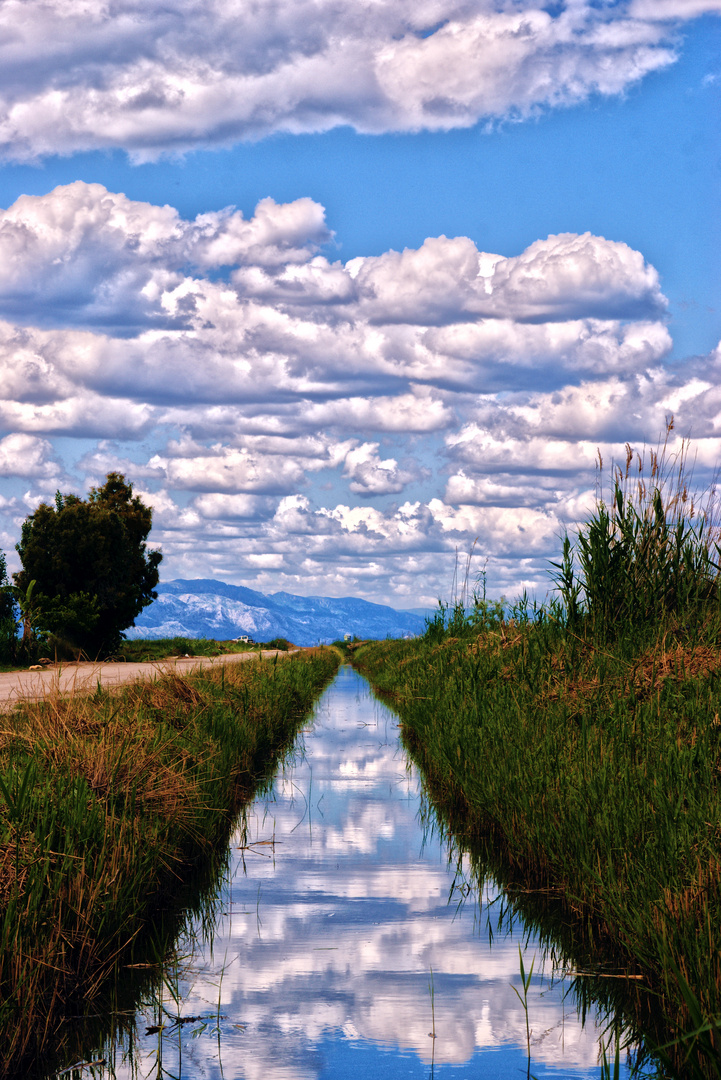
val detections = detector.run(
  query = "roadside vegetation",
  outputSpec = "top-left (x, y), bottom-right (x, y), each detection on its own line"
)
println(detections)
top-left (117, 636), bottom-right (280, 662)
top-left (0, 646), bottom-right (338, 1076)
top-left (0, 473), bottom-right (161, 667)
top-left (354, 432), bottom-right (721, 1078)
top-left (0, 472), bottom-right (297, 669)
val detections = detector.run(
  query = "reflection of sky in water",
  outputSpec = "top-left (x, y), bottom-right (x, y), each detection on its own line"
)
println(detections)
top-left (108, 666), bottom-right (629, 1079)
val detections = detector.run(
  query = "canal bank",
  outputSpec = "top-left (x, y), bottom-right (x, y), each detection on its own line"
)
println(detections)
top-left (0, 647), bottom-right (339, 1076)
top-left (0, 647), bottom-right (297, 709)
top-left (353, 629), bottom-right (721, 1079)
top-left (82, 665), bottom-right (635, 1080)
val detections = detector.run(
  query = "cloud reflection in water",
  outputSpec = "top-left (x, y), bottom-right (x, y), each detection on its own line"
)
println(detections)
top-left (110, 666), bottom-right (625, 1079)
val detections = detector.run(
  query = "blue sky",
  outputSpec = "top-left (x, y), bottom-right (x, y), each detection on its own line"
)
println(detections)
top-left (0, 1), bottom-right (719, 606)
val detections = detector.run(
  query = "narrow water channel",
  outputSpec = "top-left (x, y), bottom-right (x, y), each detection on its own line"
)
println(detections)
top-left (100, 666), bottom-right (633, 1079)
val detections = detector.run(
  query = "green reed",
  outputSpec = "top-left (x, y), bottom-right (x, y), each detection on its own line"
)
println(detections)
top-left (554, 429), bottom-right (720, 639)
top-left (511, 944), bottom-right (534, 1066)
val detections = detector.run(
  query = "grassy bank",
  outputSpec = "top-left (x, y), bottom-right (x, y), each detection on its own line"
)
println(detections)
top-left (354, 443), bottom-right (721, 1078)
top-left (117, 635), bottom-right (264, 662)
top-left (355, 625), bottom-right (721, 1075)
top-left (117, 636), bottom-right (295, 662)
top-left (0, 646), bottom-right (339, 1075)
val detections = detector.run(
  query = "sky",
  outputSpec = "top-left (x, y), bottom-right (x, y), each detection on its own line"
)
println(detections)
top-left (0, 0), bottom-right (719, 608)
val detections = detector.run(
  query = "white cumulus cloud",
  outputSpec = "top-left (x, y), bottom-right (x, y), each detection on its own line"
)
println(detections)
top-left (0, 182), bottom-right (719, 606)
top-left (0, 183), bottom-right (330, 329)
top-left (343, 443), bottom-right (415, 495)
top-left (0, 433), bottom-right (61, 480)
top-left (0, 1), bottom-right (713, 159)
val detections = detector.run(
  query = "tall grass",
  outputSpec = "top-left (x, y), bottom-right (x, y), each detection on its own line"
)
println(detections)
top-left (354, 432), bottom-right (721, 1079)
top-left (554, 426), bottom-right (720, 635)
top-left (0, 647), bottom-right (339, 1076)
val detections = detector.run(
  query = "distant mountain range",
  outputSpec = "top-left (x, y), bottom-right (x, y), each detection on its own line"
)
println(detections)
top-left (126, 579), bottom-right (428, 646)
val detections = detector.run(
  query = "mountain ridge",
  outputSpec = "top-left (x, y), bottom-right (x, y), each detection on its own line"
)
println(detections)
top-left (127, 579), bottom-right (427, 645)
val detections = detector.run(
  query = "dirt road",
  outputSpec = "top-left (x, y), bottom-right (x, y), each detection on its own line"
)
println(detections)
top-left (0, 650), bottom-right (290, 709)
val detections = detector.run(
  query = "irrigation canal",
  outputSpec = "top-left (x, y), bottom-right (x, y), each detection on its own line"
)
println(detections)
top-left (85, 665), bottom-right (634, 1079)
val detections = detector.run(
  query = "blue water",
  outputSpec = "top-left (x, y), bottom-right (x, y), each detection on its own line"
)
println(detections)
top-left (105, 666), bottom-right (632, 1079)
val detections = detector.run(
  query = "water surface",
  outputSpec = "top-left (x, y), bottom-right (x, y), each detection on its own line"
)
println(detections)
top-left (104, 666), bottom-right (630, 1079)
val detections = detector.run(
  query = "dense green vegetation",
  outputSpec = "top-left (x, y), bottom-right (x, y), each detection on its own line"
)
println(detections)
top-left (263, 636), bottom-right (292, 651)
top-left (0, 554), bottom-right (17, 671)
top-left (355, 439), bottom-right (721, 1078)
top-left (9, 472), bottom-right (161, 661)
top-left (117, 635), bottom-right (266, 661)
top-left (0, 646), bottom-right (339, 1076)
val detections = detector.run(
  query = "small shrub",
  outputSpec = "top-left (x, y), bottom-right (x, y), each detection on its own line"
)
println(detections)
top-left (264, 637), bottom-right (291, 651)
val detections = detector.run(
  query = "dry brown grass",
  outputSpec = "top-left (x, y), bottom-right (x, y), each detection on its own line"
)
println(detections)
top-left (2, 678), bottom-right (213, 836)
top-left (538, 640), bottom-right (721, 712)
top-left (467, 620), bottom-right (721, 720)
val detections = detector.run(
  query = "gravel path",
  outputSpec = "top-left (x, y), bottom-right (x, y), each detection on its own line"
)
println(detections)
top-left (0, 650), bottom-right (291, 709)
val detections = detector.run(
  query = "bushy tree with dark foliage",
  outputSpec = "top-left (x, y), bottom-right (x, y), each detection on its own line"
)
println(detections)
top-left (0, 551), bottom-right (17, 663)
top-left (15, 473), bottom-right (162, 656)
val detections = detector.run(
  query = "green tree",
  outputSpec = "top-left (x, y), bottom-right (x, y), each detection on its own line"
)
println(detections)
top-left (14, 473), bottom-right (162, 656)
top-left (0, 552), bottom-right (17, 663)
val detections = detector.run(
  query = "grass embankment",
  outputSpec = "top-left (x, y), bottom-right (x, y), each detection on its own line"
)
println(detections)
top-left (355, 441), bottom-right (721, 1077)
top-left (117, 636), bottom-right (274, 662)
top-left (355, 628), bottom-right (721, 1073)
top-left (0, 646), bottom-right (339, 1075)
top-left (118, 636), bottom-right (258, 660)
